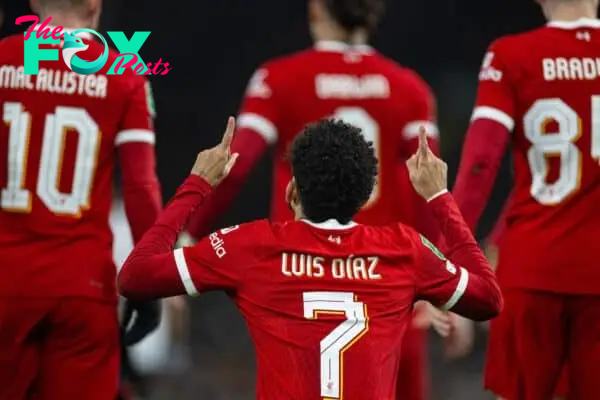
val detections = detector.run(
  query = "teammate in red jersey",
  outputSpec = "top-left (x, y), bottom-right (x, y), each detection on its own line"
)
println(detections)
top-left (452, 0), bottom-right (600, 398)
top-left (484, 192), bottom-right (571, 400)
top-left (0, 0), bottom-right (162, 398)
top-left (119, 118), bottom-right (502, 400)
top-left (182, 1), bottom-right (442, 397)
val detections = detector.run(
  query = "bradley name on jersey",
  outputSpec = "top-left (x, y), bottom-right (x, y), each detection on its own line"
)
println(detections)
top-left (0, 65), bottom-right (107, 98)
top-left (542, 57), bottom-right (600, 81)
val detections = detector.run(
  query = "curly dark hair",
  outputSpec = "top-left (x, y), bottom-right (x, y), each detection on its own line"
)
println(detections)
top-left (324, 0), bottom-right (386, 33)
top-left (290, 119), bottom-right (378, 224)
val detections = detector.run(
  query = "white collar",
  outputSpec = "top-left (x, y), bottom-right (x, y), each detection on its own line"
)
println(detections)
top-left (547, 18), bottom-right (600, 29)
top-left (33, 24), bottom-right (93, 39)
top-left (314, 41), bottom-right (374, 54)
top-left (301, 218), bottom-right (358, 230)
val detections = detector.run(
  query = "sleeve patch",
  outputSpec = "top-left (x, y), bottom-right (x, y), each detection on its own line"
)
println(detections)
top-left (478, 52), bottom-right (503, 82)
top-left (246, 68), bottom-right (272, 98)
top-left (420, 235), bottom-right (446, 260)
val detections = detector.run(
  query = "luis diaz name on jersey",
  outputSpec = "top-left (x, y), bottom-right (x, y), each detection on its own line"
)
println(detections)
top-left (16, 15), bottom-right (171, 76)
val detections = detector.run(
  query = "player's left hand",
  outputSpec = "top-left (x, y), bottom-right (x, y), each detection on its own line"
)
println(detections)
top-left (121, 299), bottom-right (162, 346)
top-left (406, 126), bottom-right (448, 200)
top-left (191, 116), bottom-right (239, 186)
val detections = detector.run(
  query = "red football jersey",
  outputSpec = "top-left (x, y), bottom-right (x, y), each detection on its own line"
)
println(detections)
top-left (0, 29), bottom-right (155, 300)
top-left (120, 177), bottom-right (501, 400)
top-left (238, 41), bottom-right (438, 227)
top-left (177, 218), bottom-right (468, 399)
top-left (471, 18), bottom-right (600, 294)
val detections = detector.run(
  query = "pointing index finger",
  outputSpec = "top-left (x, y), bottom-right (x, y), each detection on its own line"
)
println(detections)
top-left (418, 126), bottom-right (431, 156)
top-left (220, 116), bottom-right (236, 150)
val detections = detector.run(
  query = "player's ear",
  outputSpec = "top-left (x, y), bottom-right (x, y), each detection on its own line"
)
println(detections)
top-left (285, 179), bottom-right (299, 214)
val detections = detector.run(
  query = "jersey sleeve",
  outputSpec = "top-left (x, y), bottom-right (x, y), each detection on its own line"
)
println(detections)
top-left (116, 77), bottom-right (162, 243)
top-left (412, 234), bottom-right (469, 311)
top-left (115, 77), bottom-right (156, 146)
top-left (236, 63), bottom-right (283, 145)
top-left (471, 41), bottom-right (516, 131)
top-left (407, 193), bottom-right (503, 321)
top-left (174, 223), bottom-right (262, 295)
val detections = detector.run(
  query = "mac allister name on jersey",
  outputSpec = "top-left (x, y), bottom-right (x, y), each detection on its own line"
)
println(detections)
top-left (0, 65), bottom-right (107, 98)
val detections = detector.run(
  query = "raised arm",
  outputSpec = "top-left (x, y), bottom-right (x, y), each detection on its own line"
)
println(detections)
top-left (184, 65), bottom-right (283, 240)
top-left (119, 119), bottom-right (240, 300)
top-left (452, 42), bottom-right (514, 232)
top-left (414, 193), bottom-right (502, 321)
top-left (399, 72), bottom-right (444, 248)
top-left (406, 128), bottom-right (502, 321)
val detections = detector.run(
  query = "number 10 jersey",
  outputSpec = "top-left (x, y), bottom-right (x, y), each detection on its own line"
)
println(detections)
top-left (0, 32), bottom-right (155, 300)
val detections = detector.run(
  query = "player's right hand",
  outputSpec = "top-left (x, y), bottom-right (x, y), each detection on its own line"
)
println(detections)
top-left (191, 116), bottom-right (239, 186)
top-left (406, 126), bottom-right (448, 201)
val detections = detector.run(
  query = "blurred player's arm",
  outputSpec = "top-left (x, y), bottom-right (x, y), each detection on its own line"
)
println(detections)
top-left (399, 72), bottom-right (443, 248)
top-left (452, 43), bottom-right (514, 231)
top-left (117, 79), bottom-right (162, 242)
top-left (484, 190), bottom-right (512, 271)
top-left (183, 65), bottom-right (282, 240)
top-left (116, 79), bottom-right (163, 343)
top-left (412, 192), bottom-right (502, 321)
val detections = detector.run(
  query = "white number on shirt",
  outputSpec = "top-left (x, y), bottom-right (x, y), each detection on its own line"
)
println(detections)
top-left (1, 102), bottom-right (101, 216)
top-left (303, 291), bottom-right (369, 399)
top-left (524, 96), bottom-right (600, 205)
top-left (333, 107), bottom-right (380, 208)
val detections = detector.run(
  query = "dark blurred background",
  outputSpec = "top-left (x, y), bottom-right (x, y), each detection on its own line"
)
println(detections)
top-left (0, 0), bottom-right (546, 398)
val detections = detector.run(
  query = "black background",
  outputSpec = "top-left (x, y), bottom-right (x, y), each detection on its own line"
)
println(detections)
top-left (0, 0), bottom-right (547, 398)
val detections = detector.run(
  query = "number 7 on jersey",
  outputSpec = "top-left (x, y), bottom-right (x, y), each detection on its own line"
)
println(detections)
top-left (303, 291), bottom-right (369, 399)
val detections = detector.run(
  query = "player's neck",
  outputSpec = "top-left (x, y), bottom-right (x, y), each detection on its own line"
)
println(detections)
top-left (38, 12), bottom-right (94, 30)
top-left (313, 23), bottom-right (369, 46)
top-left (547, 2), bottom-right (598, 22)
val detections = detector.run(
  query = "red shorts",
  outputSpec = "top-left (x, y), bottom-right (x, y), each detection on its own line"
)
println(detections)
top-left (485, 289), bottom-right (600, 400)
top-left (396, 324), bottom-right (428, 400)
top-left (0, 297), bottom-right (120, 400)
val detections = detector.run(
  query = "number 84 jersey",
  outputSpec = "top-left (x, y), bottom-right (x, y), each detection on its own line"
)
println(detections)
top-left (472, 18), bottom-right (600, 294)
top-left (0, 33), bottom-right (155, 300)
